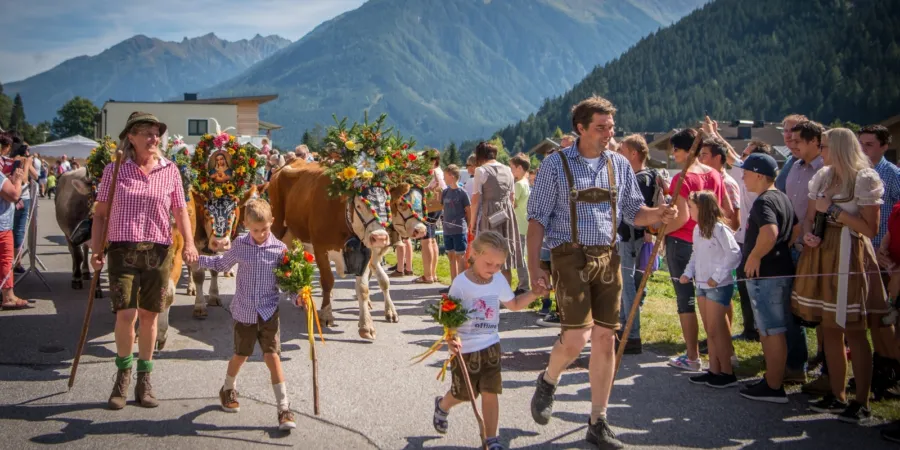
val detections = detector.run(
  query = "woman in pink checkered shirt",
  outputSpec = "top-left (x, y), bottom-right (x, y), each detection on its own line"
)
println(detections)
top-left (89, 112), bottom-right (199, 411)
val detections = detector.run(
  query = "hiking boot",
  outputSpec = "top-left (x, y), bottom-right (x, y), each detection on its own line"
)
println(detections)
top-left (585, 418), bottom-right (625, 449)
top-left (838, 401), bottom-right (872, 425)
top-left (134, 371), bottom-right (159, 408)
top-left (801, 375), bottom-right (832, 396)
top-left (530, 371), bottom-right (557, 425)
top-left (107, 368), bottom-right (131, 410)
top-left (809, 395), bottom-right (848, 414)
top-left (278, 409), bottom-right (297, 431)
top-left (219, 387), bottom-right (240, 412)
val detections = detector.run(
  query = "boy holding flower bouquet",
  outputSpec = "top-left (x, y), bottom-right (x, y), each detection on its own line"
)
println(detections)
top-left (432, 231), bottom-right (548, 450)
top-left (193, 199), bottom-right (297, 431)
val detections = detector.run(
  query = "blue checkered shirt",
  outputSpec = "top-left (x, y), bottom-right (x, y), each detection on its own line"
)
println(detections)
top-left (875, 157), bottom-right (900, 248)
top-left (199, 233), bottom-right (288, 324)
top-left (527, 145), bottom-right (644, 249)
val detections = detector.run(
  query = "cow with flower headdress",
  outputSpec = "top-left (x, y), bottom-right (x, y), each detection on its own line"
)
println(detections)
top-left (268, 113), bottom-right (428, 340)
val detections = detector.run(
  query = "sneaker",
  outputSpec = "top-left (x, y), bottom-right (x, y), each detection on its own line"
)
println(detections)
top-left (740, 379), bottom-right (788, 404)
top-left (485, 437), bottom-right (506, 450)
top-left (881, 421), bottom-right (900, 443)
top-left (219, 387), bottom-right (240, 412)
top-left (809, 395), bottom-right (849, 414)
top-left (838, 401), bottom-right (872, 424)
top-left (801, 375), bottom-right (832, 397)
top-left (783, 368), bottom-right (808, 385)
top-left (432, 396), bottom-right (449, 434)
top-left (667, 355), bottom-right (702, 371)
top-left (278, 409), bottom-right (297, 431)
top-left (585, 418), bottom-right (625, 449)
top-left (530, 372), bottom-right (557, 425)
top-left (707, 373), bottom-right (739, 389)
top-left (689, 371), bottom-right (717, 386)
top-left (536, 313), bottom-right (561, 328)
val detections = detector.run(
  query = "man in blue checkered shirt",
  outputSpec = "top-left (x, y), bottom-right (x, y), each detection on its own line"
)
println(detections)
top-left (525, 96), bottom-right (676, 449)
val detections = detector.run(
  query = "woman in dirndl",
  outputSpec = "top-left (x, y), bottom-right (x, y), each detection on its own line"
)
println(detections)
top-left (468, 141), bottom-right (524, 285)
top-left (792, 127), bottom-right (889, 421)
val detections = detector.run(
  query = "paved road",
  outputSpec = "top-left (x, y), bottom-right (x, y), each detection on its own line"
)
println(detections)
top-left (0, 197), bottom-right (891, 449)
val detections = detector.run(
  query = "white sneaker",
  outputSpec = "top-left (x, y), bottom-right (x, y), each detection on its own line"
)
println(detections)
top-left (668, 354), bottom-right (702, 371)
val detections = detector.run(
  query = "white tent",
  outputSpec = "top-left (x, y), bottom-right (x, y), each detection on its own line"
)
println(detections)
top-left (29, 135), bottom-right (100, 159)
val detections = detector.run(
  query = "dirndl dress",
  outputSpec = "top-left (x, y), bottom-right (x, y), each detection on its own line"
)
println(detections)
top-left (791, 167), bottom-right (889, 330)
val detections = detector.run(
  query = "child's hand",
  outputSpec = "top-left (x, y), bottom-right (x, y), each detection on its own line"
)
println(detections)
top-left (447, 337), bottom-right (462, 356)
top-left (679, 275), bottom-right (691, 284)
top-left (532, 284), bottom-right (549, 297)
top-left (707, 278), bottom-right (718, 288)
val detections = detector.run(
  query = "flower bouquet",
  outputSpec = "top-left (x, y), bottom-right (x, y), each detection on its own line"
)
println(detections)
top-left (412, 293), bottom-right (473, 381)
top-left (86, 135), bottom-right (118, 194)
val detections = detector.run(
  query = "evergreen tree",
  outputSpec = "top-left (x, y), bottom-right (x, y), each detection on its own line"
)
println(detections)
top-left (442, 141), bottom-right (461, 167)
top-left (8, 93), bottom-right (25, 132)
top-left (552, 126), bottom-right (564, 139)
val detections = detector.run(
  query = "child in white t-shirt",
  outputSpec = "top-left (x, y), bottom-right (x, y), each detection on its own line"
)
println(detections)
top-left (431, 231), bottom-right (547, 450)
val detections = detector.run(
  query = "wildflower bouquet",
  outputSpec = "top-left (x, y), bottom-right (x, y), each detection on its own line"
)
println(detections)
top-left (273, 240), bottom-right (323, 344)
top-left (85, 135), bottom-right (118, 194)
top-left (412, 293), bottom-right (473, 381)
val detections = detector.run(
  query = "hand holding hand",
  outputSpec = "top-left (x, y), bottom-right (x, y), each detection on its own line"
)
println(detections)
top-left (183, 243), bottom-right (199, 266)
top-left (803, 232), bottom-right (822, 248)
top-left (529, 267), bottom-right (551, 293)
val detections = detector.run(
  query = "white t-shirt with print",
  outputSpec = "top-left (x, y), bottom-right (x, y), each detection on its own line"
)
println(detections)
top-left (448, 272), bottom-right (515, 354)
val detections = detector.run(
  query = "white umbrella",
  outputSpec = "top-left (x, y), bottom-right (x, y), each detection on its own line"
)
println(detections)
top-left (29, 135), bottom-right (100, 159)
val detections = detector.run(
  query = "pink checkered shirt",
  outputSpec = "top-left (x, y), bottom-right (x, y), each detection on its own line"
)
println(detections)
top-left (198, 233), bottom-right (288, 324)
top-left (96, 158), bottom-right (187, 245)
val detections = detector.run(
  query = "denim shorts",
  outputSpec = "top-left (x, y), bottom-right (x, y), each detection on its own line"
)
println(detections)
top-left (746, 277), bottom-right (793, 337)
top-left (444, 234), bottom-right (467, 253)
top-left (423, 212), bottom-right (442, 240)
top-left (696, 284), bottom-right (735, 307)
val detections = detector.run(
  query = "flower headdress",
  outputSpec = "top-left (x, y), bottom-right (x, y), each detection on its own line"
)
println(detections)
top-left (321, 113), bottom-right (402, 198)
top-left (85, 135), bottom-right (118, 194)
top-left (189, 119), bottom-right (260, 202)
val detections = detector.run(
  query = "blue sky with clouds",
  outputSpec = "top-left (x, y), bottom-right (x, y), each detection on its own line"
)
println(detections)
top-left (0, 0), bottom-right (366, 83)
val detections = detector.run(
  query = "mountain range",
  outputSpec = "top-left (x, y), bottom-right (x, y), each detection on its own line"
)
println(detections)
top-left (5, 33), bottom-right (291, 123)
top-left (496, 0), bottom-right (900, 150)
top-left (206, 0), bottom-right (707, 146)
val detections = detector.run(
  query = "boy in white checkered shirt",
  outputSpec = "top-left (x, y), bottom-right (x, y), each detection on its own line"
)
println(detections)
top-left (192, 199), bottom-right (296, 431)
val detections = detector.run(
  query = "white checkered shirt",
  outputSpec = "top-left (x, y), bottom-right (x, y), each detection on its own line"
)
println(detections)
top-left (96, 158), bottom-right (187, 245)
top-left (199, 233), bottom-right (288, 324)
top-left (527, 144), bottom-right (645, 249)
top-left (875, 157), bottom-right (900, 248)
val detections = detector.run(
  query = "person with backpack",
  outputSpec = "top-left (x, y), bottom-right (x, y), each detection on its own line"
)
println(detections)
top-left (614, 134), bottom-right (669, 354)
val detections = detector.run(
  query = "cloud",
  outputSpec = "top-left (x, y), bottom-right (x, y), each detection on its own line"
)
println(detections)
top-left (0, 0), bottom-right (365, 83)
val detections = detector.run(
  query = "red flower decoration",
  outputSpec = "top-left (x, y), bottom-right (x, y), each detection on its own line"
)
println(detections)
top-left (408, 153), bottom-right (417, 161)
top-left (303, 251), bottom-right (315, 263)
top-left (237, 179), bottom-right (245, 187)
top-left (440, 300), bottom-right (457, 312)
top-left (284, 271), bottom-right (292, 277)
top-left (402, 144), bottom-right (409, 150)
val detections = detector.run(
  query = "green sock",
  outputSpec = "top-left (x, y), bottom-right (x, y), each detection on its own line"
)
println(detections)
top-left (115, 354), bottom-right (134, 370)
top-left (137, 359), bottom-right (153, 373)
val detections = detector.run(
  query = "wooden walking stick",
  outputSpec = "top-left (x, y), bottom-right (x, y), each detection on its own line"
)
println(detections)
top-left (456, 355), bottom-right (489, 450)
top-left (68, 150), bottom-right (125, 390)
top-left (614, 130), bottom-right (703, 373)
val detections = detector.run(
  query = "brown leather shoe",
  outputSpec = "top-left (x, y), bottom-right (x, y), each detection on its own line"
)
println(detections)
top-left (107, 368), bottom-right (132, 410)
top-left (219, 387), bottom-right (240, 412)
top-left (278, 409), bottom-right (297, 431)
top-left (135, 371), bottom-right (159, 408)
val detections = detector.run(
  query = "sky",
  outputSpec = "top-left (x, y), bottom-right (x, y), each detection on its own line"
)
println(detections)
top-left (0, 0), bottom-right (366, 83)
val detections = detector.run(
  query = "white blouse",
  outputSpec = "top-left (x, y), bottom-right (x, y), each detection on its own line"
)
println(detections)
top-left (684, 222), bottom-right (741, 289)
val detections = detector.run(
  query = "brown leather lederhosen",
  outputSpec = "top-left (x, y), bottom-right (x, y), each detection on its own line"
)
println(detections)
top-left (550, 152), bottom-right (624, 330)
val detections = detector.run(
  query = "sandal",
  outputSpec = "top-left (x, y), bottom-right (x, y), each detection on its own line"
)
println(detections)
top-left (389, 271), bottom-right (407, 278)
top-left (2, 299), bottom-right (33, 310)
top-left (433, 396), bottom-right (449, 434)
top-left (403, 269), bottom-right (414, 276)
top-left (413, 276), bottom-right (435, 284)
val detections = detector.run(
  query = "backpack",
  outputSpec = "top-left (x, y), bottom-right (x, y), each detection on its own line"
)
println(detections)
top-left (636, 168), bottom-right (670, 231)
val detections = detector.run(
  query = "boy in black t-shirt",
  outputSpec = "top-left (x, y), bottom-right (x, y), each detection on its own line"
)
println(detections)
top-left (738, 153), bottom-right (800, 404)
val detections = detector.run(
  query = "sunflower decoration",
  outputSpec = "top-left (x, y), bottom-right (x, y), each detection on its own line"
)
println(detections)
top-left (165, 135), bottom-right (195, 202)
top-left (321, 112), bottom-right (401, 198)
top-left (190, 123), bottom-right (260, 202)
top-left (85, 135), bottom-right (118, 196)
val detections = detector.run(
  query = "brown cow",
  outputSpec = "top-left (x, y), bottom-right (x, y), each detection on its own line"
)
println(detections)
top-left (269, 161), bottom-right (394, 340)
